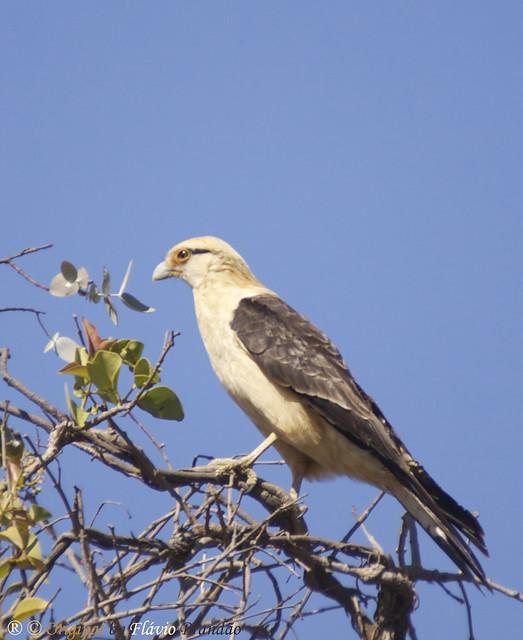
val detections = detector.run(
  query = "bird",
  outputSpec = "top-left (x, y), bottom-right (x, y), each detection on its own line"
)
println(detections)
top-left (152, 235), bottom-right (488, 581)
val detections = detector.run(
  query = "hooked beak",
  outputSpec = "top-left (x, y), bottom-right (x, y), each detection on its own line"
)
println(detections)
top-left (152, 261), bottom-right (176, 281)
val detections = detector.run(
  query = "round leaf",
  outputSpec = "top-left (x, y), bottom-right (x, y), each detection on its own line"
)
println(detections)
top-left (76, 266), bottom-right (89, 289)
top-left (61, 260), bottom-right (78, 283)
top-left (120, 340), bottom-right (144, 366)
top-left (49, 273), bottom-right (79, 297)
top-left (107, 339), bottom-right (130, 354)
top-left (134, 357), bottom-right (152, 388)
top-left (86, 350), bottom-right (122, 403)
top-left (55, 336), bottom-right (81, 363)
top-left (137, 386), bottom-right (184, 421)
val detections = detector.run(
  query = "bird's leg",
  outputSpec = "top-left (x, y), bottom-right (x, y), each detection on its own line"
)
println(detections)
top-left (290, 472), bottom-right (303, 502)
top-left (209, 432), bottom-right (278, 490)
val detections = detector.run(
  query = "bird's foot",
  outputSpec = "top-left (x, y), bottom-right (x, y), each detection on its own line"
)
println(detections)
top-left (208, 456), bottom-right (258, 492)
top-left (285, 487), bottom-right (308, 518)
top-left (208, 433), bottom-right (278, 492)
top-left (289, 486), bottom-right (299, 502)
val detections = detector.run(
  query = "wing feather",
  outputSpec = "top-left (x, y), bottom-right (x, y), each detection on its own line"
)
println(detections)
top-left (231, 294), bottom-right (487, 577)
top-left (231, 294), bottom-right (407, 472)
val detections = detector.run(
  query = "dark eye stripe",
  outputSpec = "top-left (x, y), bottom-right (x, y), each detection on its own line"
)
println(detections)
top-left (189, 248), bottom-right (211, 255)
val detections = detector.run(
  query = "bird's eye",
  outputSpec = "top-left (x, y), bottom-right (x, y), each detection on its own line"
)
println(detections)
top-left (176, 249), bottom-right (191, 263)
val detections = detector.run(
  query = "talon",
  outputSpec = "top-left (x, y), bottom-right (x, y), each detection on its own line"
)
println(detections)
top-left (208, 456), bottom-right (258, 490)
top-left (205, 433), bottom-right (276, 490)
top-left (243, 467), bottom-right (258, 492)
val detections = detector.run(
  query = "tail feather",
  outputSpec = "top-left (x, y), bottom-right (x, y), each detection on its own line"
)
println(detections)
top-left (396, 486), bottom-right (487, 582)
top-left (410, 461), bottom-right (488, 556)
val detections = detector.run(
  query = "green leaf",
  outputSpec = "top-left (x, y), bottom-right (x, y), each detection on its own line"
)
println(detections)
top-left (107, 339), bottom-right (129, 352)
top-left (25, 533), bottom-right (44, 568)
top-left (0, 560), bottom-right (11, 580)
top-left (119, 340), bottom-right (144, 366)
top-left (120, 292), bottom-right (155, 313)
top-left (137, 386), bottom-right (184, 421)
top-left (4, 434), bottom-right (24, 461)
top-left (59, 362), bottom-right (90, 379)
top-left (12, 596), bottom-right (48, 622)
top-left (61, 261), bottom-right (78, 283)
top-left (106, 339), bottom-right (143, 366)
top-left (0, 526), bottom-right (25, 550)
top-left (87, 351), bottom-right (122, 404)
top-left (72, 403), bottom-right (89, 428)
top-left (133, 357), bottom-right (159, 388)
top-left (28, 505), bottom-right (52, 524)
top-left (64, 384), bottom-right (87, 426)
top-left (72, 381), bottom-right (85, 397)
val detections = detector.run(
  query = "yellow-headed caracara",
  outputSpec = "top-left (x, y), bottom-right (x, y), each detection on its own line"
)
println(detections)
top-left (153, 236), bottom-right (487, 581)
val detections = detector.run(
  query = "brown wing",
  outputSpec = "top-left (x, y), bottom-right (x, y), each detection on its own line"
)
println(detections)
top-left (231, 294), bottom-right (413, 479)
top-left (231, 294), bottom-right (487, 571)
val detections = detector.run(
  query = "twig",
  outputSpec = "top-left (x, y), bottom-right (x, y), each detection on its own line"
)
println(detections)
top-left (129, 411), bottom-right (172, 469)
top-left (277, 588), bottom-right (312, 639)
top-left (484, 578), bottom-right (523, 603)
top-left (0, 401), bottom-right (53, 432)
top-left (330, 491), bottom-right (385, 561)
top-left (458, 582), bottom-right (476, 640)
top-left (397, 512), bottom-right (409, 567)
top-left (0, 243), bottom-right (53, 292)
top-left (7, 262), bottom-right (50, 291)
top-left (24, 436), bottom-right (77, 528)
top-left (0, 243), bottom-right (53, 264)
top-left (0, 307), bottom-right (46, 314)
top-left (0, 348), bottom-right (67, 421)
top-left (405, 513), bottom-right (422, 569)
top-left (72, 314), bottom-right (87, 348)
top-left (124, 330), bottom-right (179, 411)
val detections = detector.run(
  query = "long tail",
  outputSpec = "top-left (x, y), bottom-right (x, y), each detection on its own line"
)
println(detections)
top-left (395, 466), bottom-right (488, 582)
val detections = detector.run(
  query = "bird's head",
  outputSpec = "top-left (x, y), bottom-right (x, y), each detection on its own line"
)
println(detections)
top-left (152, 236), bottom-right (258, 289)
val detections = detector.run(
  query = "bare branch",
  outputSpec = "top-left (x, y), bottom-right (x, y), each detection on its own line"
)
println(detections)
top-left (0, 243), bottom-right (53, 264)
top-left (0, 348), bottom-right (67, 421)
top-left (0, 328), bottom-right (519, 640)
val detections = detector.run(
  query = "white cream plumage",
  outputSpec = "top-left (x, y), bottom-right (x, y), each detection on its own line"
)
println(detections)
top-left (153, 235), bottom-right (488, 581)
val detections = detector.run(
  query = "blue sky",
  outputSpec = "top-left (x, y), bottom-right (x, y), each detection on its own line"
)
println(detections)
top-left (1, 2), bottom-right (522, 637)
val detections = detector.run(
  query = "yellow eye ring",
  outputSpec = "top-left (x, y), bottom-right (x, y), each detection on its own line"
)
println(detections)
top-left (176, 248), bottom-right (191, 263)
